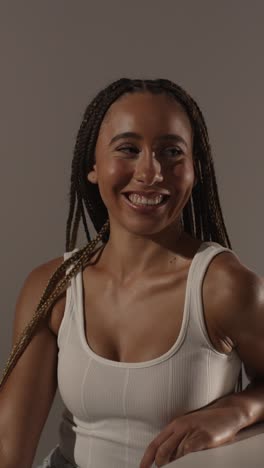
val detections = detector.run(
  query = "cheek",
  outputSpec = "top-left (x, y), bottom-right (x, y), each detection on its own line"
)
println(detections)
top-left (106, 159), bottom-right (133, 182)
top-left (107, 160), bottom-right (131, 179)
top-left (171, 161), bottom-right (195, 188)
top-left (97, 160), bottom-right (132, 199)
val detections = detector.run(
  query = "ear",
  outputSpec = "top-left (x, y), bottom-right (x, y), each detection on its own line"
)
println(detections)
top-left (87, 164), bottom-right (98, 184)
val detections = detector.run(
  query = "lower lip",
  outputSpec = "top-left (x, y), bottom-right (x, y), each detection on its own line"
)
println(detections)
top-left (121, 194), bottom-right (169, 214)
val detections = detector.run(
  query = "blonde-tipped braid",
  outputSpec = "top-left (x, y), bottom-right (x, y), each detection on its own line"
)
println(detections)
top-left (0, 219), bottom-right (110, 389)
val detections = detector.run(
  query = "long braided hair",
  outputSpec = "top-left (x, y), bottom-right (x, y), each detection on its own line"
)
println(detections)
top-left (0, 78), bottom-right (243, 393)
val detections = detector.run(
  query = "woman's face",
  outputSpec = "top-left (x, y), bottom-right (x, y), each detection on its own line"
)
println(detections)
top-left (87, 91), bottom-right (196, 236)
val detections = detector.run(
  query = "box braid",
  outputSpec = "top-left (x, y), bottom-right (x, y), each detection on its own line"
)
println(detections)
top-left (0, 78), bottom-right (243, 393)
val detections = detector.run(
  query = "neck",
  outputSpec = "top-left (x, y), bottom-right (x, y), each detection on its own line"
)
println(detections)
top-left (99, 220), bottom-right (188, 283)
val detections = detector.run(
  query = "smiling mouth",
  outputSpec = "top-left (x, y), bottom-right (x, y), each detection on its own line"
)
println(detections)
top-left (122, 193), bottom-right (170, 211)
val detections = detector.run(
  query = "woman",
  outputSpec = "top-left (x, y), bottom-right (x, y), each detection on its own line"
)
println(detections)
top-left (0, 78), bottom-right (263, 468)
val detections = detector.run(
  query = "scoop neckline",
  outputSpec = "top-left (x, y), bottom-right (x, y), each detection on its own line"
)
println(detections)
top-left (78, 240), bottom-right (209, 368)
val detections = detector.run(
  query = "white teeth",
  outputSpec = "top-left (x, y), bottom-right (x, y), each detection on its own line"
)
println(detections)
top-left (128, 193), bottom-right (164, 206)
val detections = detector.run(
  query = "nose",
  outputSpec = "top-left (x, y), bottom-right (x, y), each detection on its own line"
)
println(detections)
top-left (133, 150), bottom-right (163, 185)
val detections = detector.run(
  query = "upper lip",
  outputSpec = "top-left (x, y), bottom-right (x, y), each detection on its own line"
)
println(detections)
top-left (122, 190), bottom-right (170, 196)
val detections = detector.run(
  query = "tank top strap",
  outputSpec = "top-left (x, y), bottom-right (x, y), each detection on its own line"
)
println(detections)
top-left (64, 248), bottom-right (80, 272)
top-left (186, 241), bottom-right (240, 355)
top-left (57, 247), bottom-right (80, 349)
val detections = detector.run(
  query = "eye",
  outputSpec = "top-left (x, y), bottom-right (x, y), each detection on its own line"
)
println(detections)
top-left (162, 147), bottom-right (183, 157)
top-left (116, 145), bottom-right (183, 158)
top-left (117, 145), bottom-right (139, 156)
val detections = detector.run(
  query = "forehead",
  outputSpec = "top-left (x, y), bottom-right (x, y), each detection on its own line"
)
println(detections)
top-left (98, 91), bottom-right (193, 143)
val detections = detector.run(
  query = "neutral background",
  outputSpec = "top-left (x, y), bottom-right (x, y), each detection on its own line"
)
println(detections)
top-left (0, 1), bottom-right (263, 466)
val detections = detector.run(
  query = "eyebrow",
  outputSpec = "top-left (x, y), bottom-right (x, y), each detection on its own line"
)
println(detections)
top-left (109, 132), bottom-right (188, 148)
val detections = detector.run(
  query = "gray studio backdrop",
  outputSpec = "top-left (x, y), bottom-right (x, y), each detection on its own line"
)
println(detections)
top-left (0, 1), bottom-right (263, 466)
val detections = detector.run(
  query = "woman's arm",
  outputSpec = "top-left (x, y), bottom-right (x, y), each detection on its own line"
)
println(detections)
top-left (207, 378), bottom-right (264, 428)
top-left (204, 268), bottom-right (264, 427)
top-left (0, 256), bottom-right (63, 468)
top-left (139, 257), bottom-right (264, 467)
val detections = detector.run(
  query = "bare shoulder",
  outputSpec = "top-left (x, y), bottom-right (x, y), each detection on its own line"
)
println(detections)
top-left (39, 245), bottom-right (104, 336)
top-left (204, 248), bottom-right (263, 351)
top-left (10, 254), bottom-right (67, 343)
top-left (206, 248), bottom-right (261, 299)
top-left (28, 255), bottom-right (67, 336)
top-left (9, 254), bottom-right (66, 362)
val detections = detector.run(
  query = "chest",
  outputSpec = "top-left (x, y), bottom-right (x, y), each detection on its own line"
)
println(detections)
top-left (79, 261), bottom-right (232, 362)
top-left (82, 270), bottom-right (184, 361)
top-left (51, 255), bottom-right (234, 361)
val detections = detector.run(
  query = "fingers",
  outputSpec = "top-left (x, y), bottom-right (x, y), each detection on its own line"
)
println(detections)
top-left (139, 428), bottom-right (175, 468)
top-left (140, 431), bottom-right (186, 468)
top-left (154, 431), bottom-right (190, 466)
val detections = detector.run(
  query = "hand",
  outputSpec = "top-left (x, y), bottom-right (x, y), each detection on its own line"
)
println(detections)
top-left (139, 405), bottom-right (243, 467)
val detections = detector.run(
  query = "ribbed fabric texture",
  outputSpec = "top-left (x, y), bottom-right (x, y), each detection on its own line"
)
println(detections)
top-left (57, 241), bottom-right (242, 468)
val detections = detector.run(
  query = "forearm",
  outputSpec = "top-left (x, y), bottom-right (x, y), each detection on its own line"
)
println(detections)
top-left (0, 435), bottom-right (32, 468)
top-left (0, 441), bottom-right (17, 468)
top-left (209, 379), bottom-right (264, 429)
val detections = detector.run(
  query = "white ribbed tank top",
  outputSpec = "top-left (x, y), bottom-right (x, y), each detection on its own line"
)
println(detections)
top-left (57, 241), bottom-right (242, 468)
